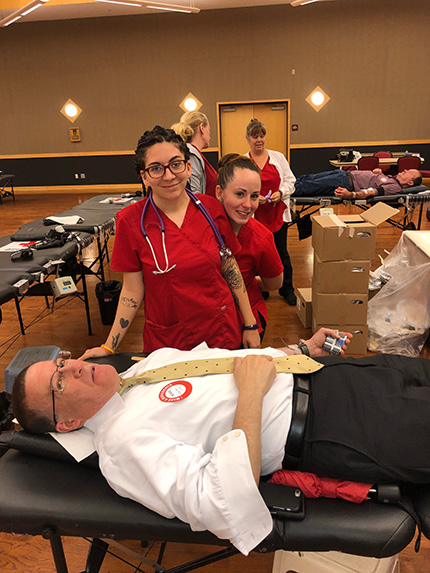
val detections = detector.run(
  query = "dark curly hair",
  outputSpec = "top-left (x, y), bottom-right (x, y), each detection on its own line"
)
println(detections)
top-left (135, 125), bottom-right (190, 174)
top-left (217, 153), bottom-right (261, 189)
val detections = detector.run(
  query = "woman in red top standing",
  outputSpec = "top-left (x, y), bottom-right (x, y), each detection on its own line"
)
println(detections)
top-left (245, 119), bottom-right (297, 306)
top-left (216, 154), bottom-right (284, 341)
top-left (172, 111), bottom-right (218, 197)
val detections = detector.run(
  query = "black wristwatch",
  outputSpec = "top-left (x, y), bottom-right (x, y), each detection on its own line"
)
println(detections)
top-left (297, 341), bottom-right (310, 356)
top-left (243, 323), bottom-right (259, 331)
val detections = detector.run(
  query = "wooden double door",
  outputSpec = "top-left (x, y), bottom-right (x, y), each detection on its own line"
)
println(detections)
top-left (217, 99), bottom-right (290, 160)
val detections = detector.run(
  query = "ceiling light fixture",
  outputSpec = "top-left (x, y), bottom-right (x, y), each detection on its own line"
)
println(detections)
top-left (95, 0), bottom-right (200, 14)
top-left (0, 0), bottom-right (50, 27)
top-left (95, 0), bottom-right (143, 6)
top-left (0, 0), bottom-right (200, 27)
top-left (291, 0), bottom-right (321, 6)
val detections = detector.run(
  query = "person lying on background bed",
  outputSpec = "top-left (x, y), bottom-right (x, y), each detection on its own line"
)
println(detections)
top-left (292, 168), bottom-right (422, 198)
top-left (11, 328), bottom-right (430, 555)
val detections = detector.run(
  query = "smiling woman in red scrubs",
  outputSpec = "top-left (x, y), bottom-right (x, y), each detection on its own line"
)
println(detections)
top-left (216, 154), bottom-right (283, 340)
top-left (80, 126), bottom-right (260, 359)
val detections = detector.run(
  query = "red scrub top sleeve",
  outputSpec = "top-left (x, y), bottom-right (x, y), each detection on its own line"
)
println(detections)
top-left (110, 205), bottom-right (143, 273)
top-left (255, 232), bottom-right (284, 278)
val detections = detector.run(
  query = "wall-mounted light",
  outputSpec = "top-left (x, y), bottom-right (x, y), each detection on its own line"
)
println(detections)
top-left (60, 99), bottom-right (82, 123)
top-left (179, 92), bottom-right (202, 112)
top-left (306, 86), bottom-right (330, 112)
top-left (0, 0), bottom-right (50, 28)
top-left (95, 0), bottom-right (200, 13)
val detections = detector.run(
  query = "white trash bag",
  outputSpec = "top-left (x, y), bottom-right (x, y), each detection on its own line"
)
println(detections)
top-left (368, 236), bottom-right (430, 357)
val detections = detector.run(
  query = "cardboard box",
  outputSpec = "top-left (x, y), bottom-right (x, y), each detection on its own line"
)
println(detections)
top-left (312, 292), bottom-right (368, 325)
top-left (296, 287), bottom-right (312, 328)
top-left (312, 203), bottom-right (398, 262)
top-left (312, 321), bottom-right (369, 355)
top-left (313, 254), bottom-right (370, 294)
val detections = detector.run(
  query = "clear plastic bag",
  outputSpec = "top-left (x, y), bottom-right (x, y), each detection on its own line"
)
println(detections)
top-left (368, 234), bottom-right (430, 357)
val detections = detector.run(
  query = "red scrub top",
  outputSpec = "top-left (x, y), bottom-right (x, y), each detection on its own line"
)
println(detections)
top-left (236, 218), bottom-right (283, 332)
top-left (111, 194), bottom-right (243, 353)
top-left (251, 155), bottom-right (285, 232)
top-left (199, 148), bottom-right (218, 197)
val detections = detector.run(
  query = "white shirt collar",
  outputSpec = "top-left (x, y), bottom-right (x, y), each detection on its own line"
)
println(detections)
top-left (85, 392), bottom-right (124, 433)
top-left (50, 392), bottom-right (124, 462)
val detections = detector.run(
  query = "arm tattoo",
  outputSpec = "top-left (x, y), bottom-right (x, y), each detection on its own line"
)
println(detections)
top-left (111, 333), bottom-right (120, 350)
top-left (120, 296), bottom-right (138, 309)
top-left (222, 257), bottom-right (246, 301)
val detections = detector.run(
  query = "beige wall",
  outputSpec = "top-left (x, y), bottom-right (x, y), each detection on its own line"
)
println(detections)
top-left (1, 0), bottom-right (429, 155)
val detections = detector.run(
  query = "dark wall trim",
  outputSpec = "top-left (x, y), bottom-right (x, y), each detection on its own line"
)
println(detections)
top-left (291, 143), bottom-right (430, 177)
top-left (2, 145), bottom-right (428, 187)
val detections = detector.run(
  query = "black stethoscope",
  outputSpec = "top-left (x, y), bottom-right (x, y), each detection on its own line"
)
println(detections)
top-left (140, 188), bottom-right (231, 274)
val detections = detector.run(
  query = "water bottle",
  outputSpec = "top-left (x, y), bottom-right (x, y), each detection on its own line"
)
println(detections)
top-left (405, 150), bottom-right (409, 156)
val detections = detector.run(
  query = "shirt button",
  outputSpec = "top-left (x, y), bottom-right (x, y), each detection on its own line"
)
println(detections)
top-left (234, 431), bottom-right (241, 438)
top-left (222, 436), bottom-right (228, 442)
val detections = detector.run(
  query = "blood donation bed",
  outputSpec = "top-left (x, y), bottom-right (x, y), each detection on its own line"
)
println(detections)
top-left (0, 352), bottom-right (429, 573)
top-left (290, 185), bottom-right (430, 232)
top-left (0, 173), bottom-right (15, 204)
top-left (0, 232), bottom-right (94, 335)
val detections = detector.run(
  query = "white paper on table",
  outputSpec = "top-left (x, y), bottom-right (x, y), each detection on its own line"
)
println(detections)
top-left (45, 215), bottom-right (84, 225)
top-left (0, 241), bottom-right (38, 252)
top-left (99, 197), bottom-right (133, 204)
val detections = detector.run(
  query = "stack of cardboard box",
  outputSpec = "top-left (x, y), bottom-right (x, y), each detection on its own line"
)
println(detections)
top-left (310, 203), bottom-right (397, 355)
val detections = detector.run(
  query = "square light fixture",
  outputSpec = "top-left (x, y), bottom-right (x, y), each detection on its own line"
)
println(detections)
top-left (179, 92), bottom-right (202, 112)
top-left (60, 99), bottom-right (82, 123)
top-left (305, 86), bottom-right (330, 112)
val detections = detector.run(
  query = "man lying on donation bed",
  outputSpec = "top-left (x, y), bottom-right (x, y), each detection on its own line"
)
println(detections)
top-left (11, 327), bottom-right (430, 555)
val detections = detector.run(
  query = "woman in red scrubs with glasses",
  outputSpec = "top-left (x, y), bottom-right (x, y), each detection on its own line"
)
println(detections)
top-left (245, 118), bottom-right (297, 306)
top-left (80, 126), bottom-right (260, 359)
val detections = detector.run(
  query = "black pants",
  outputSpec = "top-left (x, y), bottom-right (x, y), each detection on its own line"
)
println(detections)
top-left (298, 354), bottom-right (430, 484)
top-left (274, 223), bottom-right (294, 295)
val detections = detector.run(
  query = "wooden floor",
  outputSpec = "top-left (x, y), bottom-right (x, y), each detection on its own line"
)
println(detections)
top-left (0, 190), bottom-right (429, 572)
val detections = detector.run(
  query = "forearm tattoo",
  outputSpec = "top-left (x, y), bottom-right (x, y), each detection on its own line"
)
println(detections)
top-left (111, 332), bottom-right (120, 350)
top-left (120, 296), bottom-right (138, 309)
top-left (222, 257), bottom-right (245, 305)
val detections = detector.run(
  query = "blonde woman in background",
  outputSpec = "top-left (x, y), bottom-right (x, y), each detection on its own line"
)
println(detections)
top-left (172, 111), bottom-right (217, 196)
